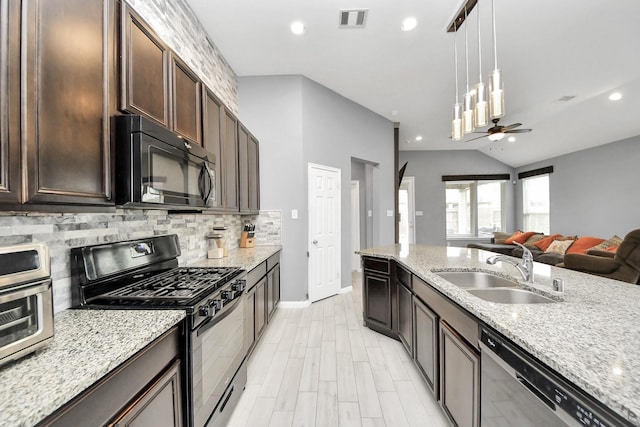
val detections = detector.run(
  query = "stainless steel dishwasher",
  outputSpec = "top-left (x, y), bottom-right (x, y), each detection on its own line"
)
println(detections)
top-left (479, 328), bottom-right (631, 427)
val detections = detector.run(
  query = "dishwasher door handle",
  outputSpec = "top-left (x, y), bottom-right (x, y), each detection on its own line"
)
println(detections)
top-left (515, 373), bottom-right (556, 410)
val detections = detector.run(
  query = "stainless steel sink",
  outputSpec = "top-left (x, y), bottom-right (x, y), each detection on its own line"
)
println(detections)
top-left (466, 288), bottom-right (557, 304)
top-left (436, 271), bottom-right (518, 289)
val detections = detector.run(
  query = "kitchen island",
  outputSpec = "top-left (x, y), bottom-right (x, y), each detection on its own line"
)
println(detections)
top-left (358, 244), bottom-right (640, 426)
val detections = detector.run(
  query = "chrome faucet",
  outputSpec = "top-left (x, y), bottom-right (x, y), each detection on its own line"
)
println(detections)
top-left (486, 242), bottom-right (534, 283)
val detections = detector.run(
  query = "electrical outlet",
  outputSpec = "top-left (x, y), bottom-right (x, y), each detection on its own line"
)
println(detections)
top-left (386, 210), bottom-right (393, 217)
top-left (416, 211), bottom-right (424, 216)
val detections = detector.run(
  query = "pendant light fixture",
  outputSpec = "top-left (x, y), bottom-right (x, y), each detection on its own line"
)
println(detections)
top-left (462, 8), bottom-right (475, 134)
top-left (489, 0), bottom-right (505, 118)
top-left (474, 2), bottom-right (489, 127)
top-left (451, 22), bottom-right (463, 141)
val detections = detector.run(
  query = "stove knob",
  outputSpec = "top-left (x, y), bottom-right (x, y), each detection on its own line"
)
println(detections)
top-left (213, 299), bottom-right (224, 311)
top-left (221, 290), bottom-right (234, 300)
top-left (232, 280), bottom-right (246, 292)
top-left (199, 303), bottom-right (214, 317)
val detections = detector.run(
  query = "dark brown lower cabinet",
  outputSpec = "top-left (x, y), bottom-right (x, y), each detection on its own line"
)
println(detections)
top-left (440, 321), bottom-right (480, 427)
top-left (397, 282), bottom-right (413, 355)
top-left (255, 276), bottom-right (267, 341)
top-left (363, 272), bottom-right (391, 332)
top-left (39, 326), bottom-right (182, 427)
top-left (413, 296), bottom-right (438, 396)
top-left (110, 360), bottom-right (182, 427)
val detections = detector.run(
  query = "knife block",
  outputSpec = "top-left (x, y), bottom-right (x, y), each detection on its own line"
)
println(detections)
top-left (240, 232), bottom-right (255, 248)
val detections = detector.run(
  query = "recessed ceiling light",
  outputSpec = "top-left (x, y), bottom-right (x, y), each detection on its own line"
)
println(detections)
top-left (508, 136), bottom-right (516, 142)
top-left (401, 17), bottom-right (417, 32)
top-left (608, 92), bottom-right (623, 101)
top-left (415, 136), bottom-right (423, 141)
top-left (290, 21), bottom-right (306, 35)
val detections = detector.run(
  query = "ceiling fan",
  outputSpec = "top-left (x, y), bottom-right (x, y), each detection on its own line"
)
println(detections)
top-left (466, 118), bottom-right (532, 142)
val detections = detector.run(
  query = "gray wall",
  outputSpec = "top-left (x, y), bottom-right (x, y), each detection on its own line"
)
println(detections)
top-left (239, 75), bottom-right (395, 301)
top-left (398, 150), bottom-right (516, 246)
top-left (350, 160), bottom-right (367, 251)
top-left (515, 135), bottom-right (640, 237)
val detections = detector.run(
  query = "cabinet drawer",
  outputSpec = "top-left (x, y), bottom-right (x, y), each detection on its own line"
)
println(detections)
top-left (246, 262), bottom-right (267, 290)
top-left (396, 265), bottom-right (411, 289)
top-left (413, 275), bottom-right (478, 350)
top-left (363, 257), bottom-right (390, 275)
top-left (267, 252), bottom-right (280, 271)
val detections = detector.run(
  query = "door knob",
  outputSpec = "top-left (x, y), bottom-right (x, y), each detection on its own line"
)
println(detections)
top-left (312, 240), bottom-right (318, 245)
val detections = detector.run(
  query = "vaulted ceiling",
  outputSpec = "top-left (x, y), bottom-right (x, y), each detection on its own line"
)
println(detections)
top-left (187, 0), bottom-right (640, 167)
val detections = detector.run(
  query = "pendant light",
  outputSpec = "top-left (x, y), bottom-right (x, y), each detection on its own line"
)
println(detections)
top-left (474, 2), bottom-right (489, 127)
top-left (462, 8), bottom-right (475, 134)
top-left (489, 0), bottom-right (505, 118)
top-left (451, 22), bottom-right (463, 141)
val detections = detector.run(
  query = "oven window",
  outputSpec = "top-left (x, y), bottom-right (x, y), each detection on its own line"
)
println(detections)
top-left (0, 296), bottom-right (39, 348)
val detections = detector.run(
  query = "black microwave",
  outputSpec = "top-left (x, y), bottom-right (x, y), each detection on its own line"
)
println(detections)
top-left (114, 115), bottom-right (216, 209)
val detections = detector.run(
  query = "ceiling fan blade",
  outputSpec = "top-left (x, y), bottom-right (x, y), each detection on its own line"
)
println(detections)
top-left (505, 129), bottom-right (532, 134)
top-left (502, 123), bottom-right (522, 131)
top-left (465, 135), bottom-right (488, 142)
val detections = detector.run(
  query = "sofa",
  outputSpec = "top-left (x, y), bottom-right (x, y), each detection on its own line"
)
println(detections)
top-left (467, 231), bottom-right (624, 268)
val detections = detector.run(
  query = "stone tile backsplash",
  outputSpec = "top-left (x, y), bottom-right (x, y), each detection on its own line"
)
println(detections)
top-left (0, 210), bottom-right (280, 313)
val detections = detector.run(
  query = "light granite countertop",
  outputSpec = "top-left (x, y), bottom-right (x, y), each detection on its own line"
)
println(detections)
top-left (358, 244), bottom-right (640, 426)
top-left (189, 245), bottom-right (282, 271)
top-left (0, 309), bottom-right (185, 427)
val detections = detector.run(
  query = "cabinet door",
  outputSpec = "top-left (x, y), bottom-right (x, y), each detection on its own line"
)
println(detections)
top-left (0, 0), bottom-right (20, 203)
top-left (237, 123), bottom-right (249, 212)
top-left (363, 272), bottom-right (391, 331)
top-left (397, 283), bottom-right (413, 356)
top-left (221, 110), bottom-right (238, 211)
top-left (255, 277), bottom-right (266, 340)
top-left (121, 5), bottom-right (170, 127)
top-left (22, 0), bottom-right (115, 205)
top-left (414, 297), bottom-right (438, 397)
top-left (244, 286), bottom-right (256, 355)
top-left (248, 134), bottom-right (260, 213)
top-left (171, 54), bottom-right (201, 145)
top-left (111, 360), bottom-right (183, 427)
top-left (202, 88), bottom-right (223, 209)
top-left (267, 264), bottom-right (280, 321)
top-left (440, 321), bottom-right (480, 427)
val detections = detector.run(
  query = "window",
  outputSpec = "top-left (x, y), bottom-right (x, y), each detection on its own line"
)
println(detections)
top-left (522, 174), bottom-right (550, 234)
top-left (445, 180), bottom-right (505, 238)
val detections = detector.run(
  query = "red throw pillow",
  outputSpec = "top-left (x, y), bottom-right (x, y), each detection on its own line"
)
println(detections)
top-left (566, 236), bottom-right (606, 254)
top-left (505, 231), bottom-right (537, 245)
top-left (534, 234), bottom-right (563, 251)
top-left (606, 245), bottom-right (619, 253)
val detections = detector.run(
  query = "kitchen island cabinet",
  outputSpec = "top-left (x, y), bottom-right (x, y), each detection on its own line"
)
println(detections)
top-left (358, 245), bottom-right (640, 427)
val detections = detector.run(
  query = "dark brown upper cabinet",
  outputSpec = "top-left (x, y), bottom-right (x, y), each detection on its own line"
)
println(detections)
top-left (202, 87), bottom-right (224, 209)
top-left (171, 53), bottom-right (202, 145)
top-left (19, 0), bottom-right (116, 206)
top-left (221, 110), bottom-right (239, 211)
top-left (238, 122), bottom-right (260, 214)
top-left (0, 0), bottom-right (21, 204)
top-left (120, 4), bottom-right (170, 128)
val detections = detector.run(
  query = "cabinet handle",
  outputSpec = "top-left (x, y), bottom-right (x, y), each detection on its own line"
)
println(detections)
top-left (184, 142), bottom-right (192, 150)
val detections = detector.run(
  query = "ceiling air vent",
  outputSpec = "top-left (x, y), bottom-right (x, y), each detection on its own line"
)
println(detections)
top-left (339, 9), bottom-right (368, 29)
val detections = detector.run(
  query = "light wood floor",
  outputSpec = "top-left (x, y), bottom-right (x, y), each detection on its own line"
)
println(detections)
top-left (227, 272), bottom-right (451, 427)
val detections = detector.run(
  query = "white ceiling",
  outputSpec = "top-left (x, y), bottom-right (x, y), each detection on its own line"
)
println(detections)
top-left (186, 0), bottom-right (640, 168)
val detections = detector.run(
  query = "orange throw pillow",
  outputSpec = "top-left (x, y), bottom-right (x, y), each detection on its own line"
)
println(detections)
top-left (505, 231), bottom-right (537, 245)
top-left (534, 234), bottom-right (563, 251)
top-left (606, 245), bottom-right (619, 253)
top-left (566, 236), bottom-right (606, 254)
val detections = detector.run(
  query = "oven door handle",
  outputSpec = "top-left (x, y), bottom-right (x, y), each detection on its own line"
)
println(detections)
top-left (197, 294), bottom-right (243, 336)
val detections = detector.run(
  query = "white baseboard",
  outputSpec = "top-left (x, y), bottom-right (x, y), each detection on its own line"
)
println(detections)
top-left (338, 286), bottom-right (353, 294)
top-left (278, 300), bottom-right (311, 308)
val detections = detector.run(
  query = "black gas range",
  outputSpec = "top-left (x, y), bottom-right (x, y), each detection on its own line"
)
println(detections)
top-left (71, 234), bottom-right (248, 427)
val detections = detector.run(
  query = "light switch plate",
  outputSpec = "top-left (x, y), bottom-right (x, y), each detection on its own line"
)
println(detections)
top-left (416, 211), bottom-right (424, 216)
top-left (368, 210), bottom-right (372, 217)
top-left (386, 210), bottom-right (393, 217)
top-left (291, 209), bottom-right (298, 219)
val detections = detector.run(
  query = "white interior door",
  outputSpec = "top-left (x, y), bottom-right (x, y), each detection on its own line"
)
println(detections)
top-left (351, 181), bottom-right (361, 272)
top-left (399, 176), bottom-right (416, 245)
top-left (308, 163), bottom-right (341, 303)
